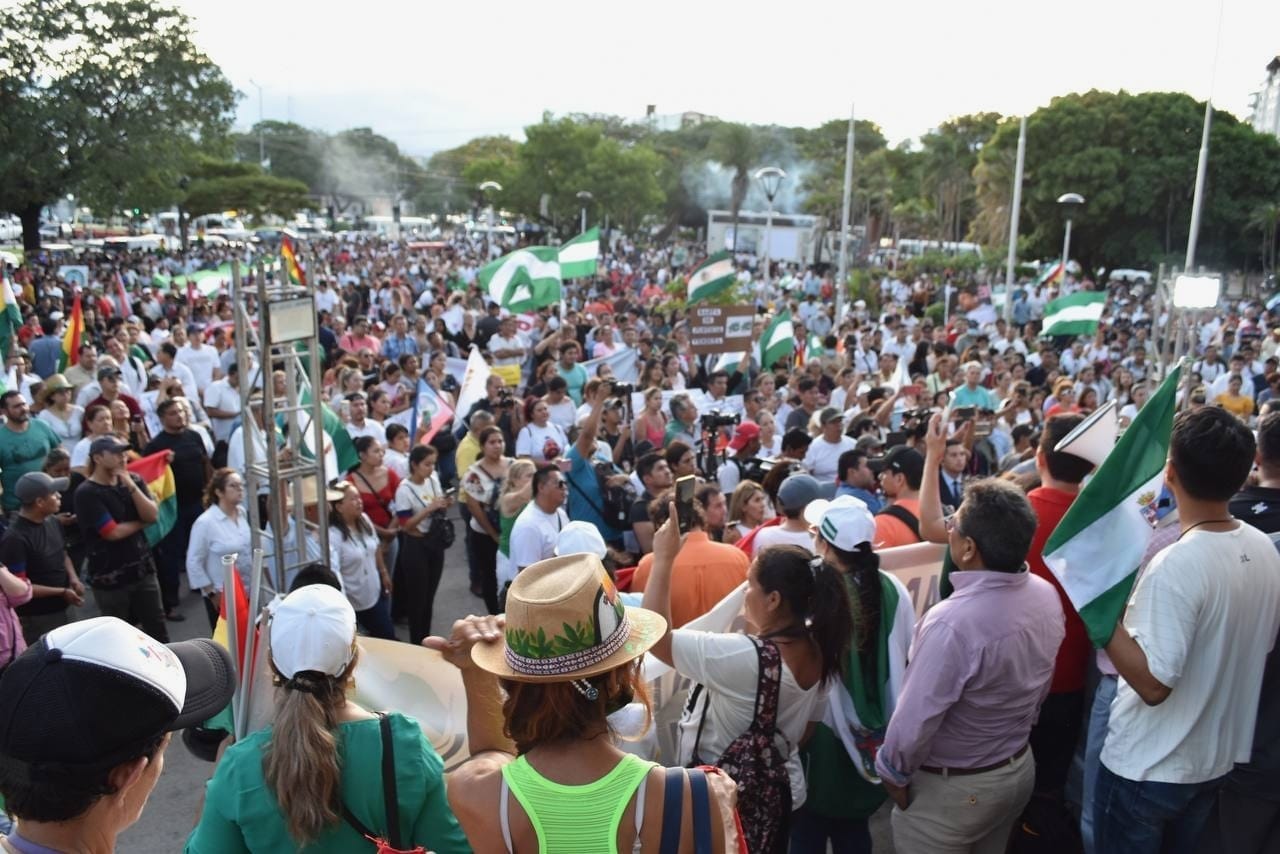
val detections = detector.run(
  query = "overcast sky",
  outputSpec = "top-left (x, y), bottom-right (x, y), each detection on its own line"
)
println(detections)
top-left (176, 0), bottom-right (1279, 157)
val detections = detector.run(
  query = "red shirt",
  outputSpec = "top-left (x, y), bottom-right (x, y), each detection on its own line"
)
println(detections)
top-left (1027, 486), bottom-right (1090, 693)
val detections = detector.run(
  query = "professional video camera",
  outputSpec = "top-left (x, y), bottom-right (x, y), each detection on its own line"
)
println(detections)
top-left (496, 389), bottom-right (515, 408)
top-left (700, 410), bottom-right (741, 431)
top-left (609, 382), bottom-right (635, 397)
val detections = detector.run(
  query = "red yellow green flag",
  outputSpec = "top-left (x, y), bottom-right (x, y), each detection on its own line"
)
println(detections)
top-left (59, 294), bottom-right (83, 372)
top-left (280, 236), bottom-right (306, 287)
top-left (127, 451), bottom-right (177, 547)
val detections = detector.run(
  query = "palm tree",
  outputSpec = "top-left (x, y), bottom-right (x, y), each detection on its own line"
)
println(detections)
top-left (708, 123), bottom-right (760, 247)
top-left (1249, 202), bottom-right (1280, 276)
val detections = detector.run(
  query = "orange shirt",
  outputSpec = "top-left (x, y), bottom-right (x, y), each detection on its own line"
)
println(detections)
top-left (873, 498), bottom-right (922, 549)
top-left (630, 531), bottom-right (749, 628)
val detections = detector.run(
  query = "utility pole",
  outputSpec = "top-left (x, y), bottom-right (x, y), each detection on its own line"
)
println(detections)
top-left (836, 102), bottom-right (855, 325)
top-left (1003, 116), bottom-right (1027, 324)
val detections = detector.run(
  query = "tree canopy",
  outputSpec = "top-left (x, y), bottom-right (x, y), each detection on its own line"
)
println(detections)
top-left (0, 0), bottom-right (237, 249)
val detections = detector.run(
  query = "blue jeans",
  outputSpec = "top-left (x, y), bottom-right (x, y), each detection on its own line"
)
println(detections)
top-left (788, 806), bottom-right (871, 854)
top-left (1081, 673), bottom-right (1118, 853)
top-left (1093, 763), bottom-right (1223, 854)
top-left (355, 590), bottom-right (397, 640)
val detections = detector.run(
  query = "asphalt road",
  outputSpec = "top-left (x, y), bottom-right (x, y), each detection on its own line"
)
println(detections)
top-left (97, 533), bottom-right (892, 853)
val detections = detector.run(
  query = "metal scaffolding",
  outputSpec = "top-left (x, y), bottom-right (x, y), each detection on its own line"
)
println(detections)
top-left (230, 258), bottom-right (331, 595)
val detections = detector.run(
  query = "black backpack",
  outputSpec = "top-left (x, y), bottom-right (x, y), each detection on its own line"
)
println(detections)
top-left (568, 457), bottom-right (636, 531)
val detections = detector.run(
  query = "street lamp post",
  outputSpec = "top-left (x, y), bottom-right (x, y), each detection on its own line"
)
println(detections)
top-left (576, 190), bottom-right (593, 234)
top-left (753, 166), bottom-right (787, 284)
top-left (248, 79), bottom-right (265, 168)
top-left (1056, 192), bottom-right (1085, 289)
top-left (478, 181), bottom-right (503, 260)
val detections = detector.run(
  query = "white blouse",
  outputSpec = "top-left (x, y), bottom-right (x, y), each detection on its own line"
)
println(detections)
top-left (38, 406), bottom-right (84, 450)
top-left (332, 514), bottom-right (382, 611)
top-left (186, 504), bottom-right (253, 593)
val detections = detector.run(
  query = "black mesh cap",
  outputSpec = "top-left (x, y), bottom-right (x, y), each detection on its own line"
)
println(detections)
top-left (0, 618), bottom-right (234, 783)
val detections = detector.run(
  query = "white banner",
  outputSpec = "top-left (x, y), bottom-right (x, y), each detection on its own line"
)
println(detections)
top-left (581, 346), bottom-right (640, 384)
top-left (450, 346), bottom-right (492, 430)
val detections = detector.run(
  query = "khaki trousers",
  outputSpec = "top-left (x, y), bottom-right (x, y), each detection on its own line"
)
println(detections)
top-left (890, 749), bottom-right (1035, 854)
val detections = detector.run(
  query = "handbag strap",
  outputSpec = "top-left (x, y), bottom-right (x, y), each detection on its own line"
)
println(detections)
top-left (688, 768), bottom-right (713, 854)
top-left (339, 713), bottom-right (402, 848)
top-left (353, 470), bottom-right (393, 517)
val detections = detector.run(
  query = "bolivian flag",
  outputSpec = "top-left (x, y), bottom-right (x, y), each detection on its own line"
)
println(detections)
top-left (59, 294), bottom-right (83, 371)
top-left (127, 451), bottom-right (177, 547)
top-left (204, 569), bottom-right (251, 734)
top-left (280, 236), bottom-right (306, 287)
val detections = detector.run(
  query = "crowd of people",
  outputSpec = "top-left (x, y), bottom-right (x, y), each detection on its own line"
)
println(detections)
top-left (0, 227), bottom-right (1279, 853)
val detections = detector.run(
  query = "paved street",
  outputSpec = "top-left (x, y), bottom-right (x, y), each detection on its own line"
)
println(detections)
top-left (96, 533), bottom-right (890, 853)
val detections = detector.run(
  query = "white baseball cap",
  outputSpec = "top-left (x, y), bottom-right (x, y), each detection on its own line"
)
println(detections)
top-left (804, 495), bottom-right (877, 551)
top-left (269, 585), bottom-right (357, 679)
top-left (555, 520), bottom-right (608, 559)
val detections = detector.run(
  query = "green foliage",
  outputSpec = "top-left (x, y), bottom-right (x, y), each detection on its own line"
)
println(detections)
top-left (924, 302), bottom-right (946, 324)
top-left (974, 90), bottom-right (1280, 272)
top-left (0, 0), bottom-right (237, 249)
top-left (180, 157), bottom-right (311, 221)
top-left (505, 620), bottom-right (597, 658)
top-left (417, 136), bottom-right (519, 214)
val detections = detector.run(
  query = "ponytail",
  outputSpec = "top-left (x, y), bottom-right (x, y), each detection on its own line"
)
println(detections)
top-left (753, 545), bottom-right (854, 686)
top-left (825, 542), bottom-right (884, 656)
top-left (262, 658), bottom-right (355, 845)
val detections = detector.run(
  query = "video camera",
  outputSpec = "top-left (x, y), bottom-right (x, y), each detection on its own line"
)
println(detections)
top-left (608, 382), bottom-right (635, 397)
top-left (700, 410), bottom-right (741, 431)
top-left (496, 389), bottom-right (515, 408)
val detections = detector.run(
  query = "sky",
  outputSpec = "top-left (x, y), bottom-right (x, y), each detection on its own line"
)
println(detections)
top-left (175, 0), bottom-right (1280, 157)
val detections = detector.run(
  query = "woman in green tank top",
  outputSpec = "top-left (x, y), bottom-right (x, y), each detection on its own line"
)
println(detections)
top-left (424, 549), bottom-right (738, 852)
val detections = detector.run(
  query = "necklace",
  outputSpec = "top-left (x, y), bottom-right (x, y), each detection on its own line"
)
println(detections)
top-left (1178, 518), bottom-right (1235, 540)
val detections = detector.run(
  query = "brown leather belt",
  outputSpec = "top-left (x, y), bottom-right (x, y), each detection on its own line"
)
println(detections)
top-left (920, 744), bottom-right (1029, 776)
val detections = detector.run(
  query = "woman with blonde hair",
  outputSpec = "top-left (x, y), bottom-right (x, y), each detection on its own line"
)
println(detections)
top-left (724, 480), bottom-right (768, 546)
top-left (496, 459), bottom-right (536, 593)
top-left (426, 552), bottom-right (737, 852)
top-left (186, 584), bottom-right (470, 853)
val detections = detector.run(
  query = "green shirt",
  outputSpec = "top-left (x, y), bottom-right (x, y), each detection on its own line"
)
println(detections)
top-left (185, 713), bottom-right (471, 854)
top-left (0, 421), bottom-right (61, 512)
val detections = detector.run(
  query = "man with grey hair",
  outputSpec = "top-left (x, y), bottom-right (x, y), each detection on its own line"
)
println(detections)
top-left (951, 360), bottom-right (999, 410)
top-left (663, 393), bottom-right (699, 449)
top-left (877, 477), bottom-right (1064, 852)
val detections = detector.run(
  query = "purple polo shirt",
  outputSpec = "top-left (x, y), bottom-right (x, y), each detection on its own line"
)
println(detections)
top-left (876, 568), bottom-right (1064, 786)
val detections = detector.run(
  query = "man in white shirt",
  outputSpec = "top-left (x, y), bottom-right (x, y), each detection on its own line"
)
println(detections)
top-left (343, 392), bottom-right (386, 443)
top-left (508, 465), bottom-right (570, 574)
top-left (802, 408), bottom-right (856, 484)
top-left (149, 341), bottom-right (197, 393)
top-left (487, 315), bottom-right (526, 368)
top-left (314, 280), bottom-right (338, 314)
top-left (176, 323), bottom-right (221, 389)
top-left (1095, 407), bottom-right (1280, 851)
top-left (543, 377), bottom-right (577, 432)
top-left (883, 326), bottom-right (916, 364)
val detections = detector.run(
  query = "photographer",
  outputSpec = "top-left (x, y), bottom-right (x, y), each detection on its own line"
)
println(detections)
top-left (463, 374), bottom-right (524, 455)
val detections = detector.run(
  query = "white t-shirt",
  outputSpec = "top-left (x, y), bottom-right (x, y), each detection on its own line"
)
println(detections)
top-left (384, 447), bottom-right (409, 480)
top-left (751, 525), bottom-right (817, 554)
top-left (508, 502), bottom-right (568, 571)
top-left (672, 630), bottom-right (830, 807)
top-left (346, 419), bottom-right (387, 444)
top-left (1102, 525), bottom-right (1280, 783)
top-left (487, 333), bottom-right (525, 366)
top-left (546, 398), bottom-right (577, 432)
top-left (515, 422), bottom-right (568, 464)
top-left (176, 343), bottom-right (220, 388)
top-left (803, 436), bottom-right (856, 482)
top-left (393, 474), bottom-right (443, 534)
top-left (202, 378), bottom-right (240, 443)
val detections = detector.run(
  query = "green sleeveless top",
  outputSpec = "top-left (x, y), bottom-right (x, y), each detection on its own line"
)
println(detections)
top-left (500, 753), bottom-right (655, 853)
top-left (498, 505), bottom-right (522, 557)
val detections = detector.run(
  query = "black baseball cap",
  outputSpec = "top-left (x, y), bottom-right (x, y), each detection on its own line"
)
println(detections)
top-left (870, 446), bottom-right (925, 482)
top-left (89, 436), bottom-right (130, 457)
top-left (0, 617), bottom-right (234, 783)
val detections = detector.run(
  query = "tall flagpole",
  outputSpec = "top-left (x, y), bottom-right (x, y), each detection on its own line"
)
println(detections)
top-left (835, 102), bottom-right (855, 326)
top-left (1003, 116), bottom-right (1027, 325)
top-left (1184, 99), bottom-right (1213, 273)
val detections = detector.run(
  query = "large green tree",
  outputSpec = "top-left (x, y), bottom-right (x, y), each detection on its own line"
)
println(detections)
top-left (0, 0), bottom-right (236, 250)
top-left (975, 90), bottom-right (1280, 272)
top-left (181, 156), bottom-right (311, 221)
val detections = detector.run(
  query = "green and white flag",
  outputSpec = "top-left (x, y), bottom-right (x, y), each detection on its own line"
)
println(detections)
top-left (1043, 364), bottom-right (1181, 647)
top-left (0, 271), bottom-right (20, 357)
top-left (686, 251), bottom-right (736, 303)
top-left (1041, 291), bottom-right (1106, 337)
top-left (478, 247), bottom-right (562, 312)
top-left (805, 333), bottom-right (824, 360)
top-left (558, 228), bottom-right (600, 279)
top-left (759, 310), bottom-right (794, 371)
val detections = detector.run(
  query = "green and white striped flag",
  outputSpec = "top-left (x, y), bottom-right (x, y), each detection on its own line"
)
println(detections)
top-left (558, 228), bottom-right (600, 279)
top-left (686, 251), bottom-right (736, 303)
top-left (1043, 364), bottom-right (1181, 647)
top-left (1041, 291), bottom-right (1106, 337)
top-left (759, 310), bottom-right (794, 371)
top-left (0, 270), bottom-right (21, 357)
top-left (805, 333), bottom-right (824, 360)
top-left (478, 247), bottom-right (562, 312)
